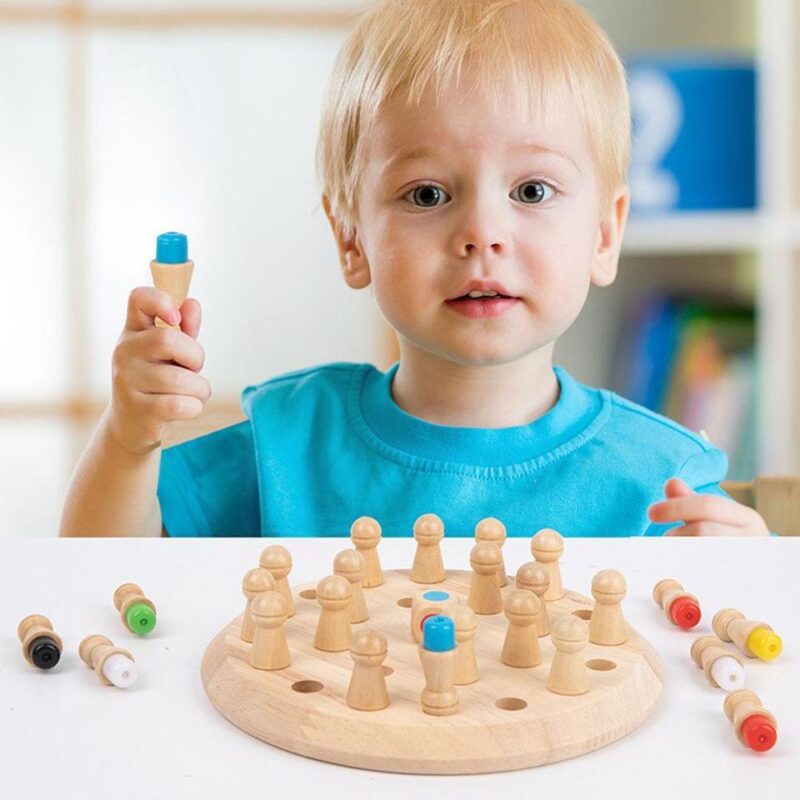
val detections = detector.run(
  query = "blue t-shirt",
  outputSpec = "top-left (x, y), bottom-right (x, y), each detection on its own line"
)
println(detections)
top-left (157, 361), bottom-right (732, 537)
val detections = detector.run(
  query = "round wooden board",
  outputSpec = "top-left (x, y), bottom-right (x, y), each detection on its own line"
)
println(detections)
top-left (201, 569), bottom-right (664, 774)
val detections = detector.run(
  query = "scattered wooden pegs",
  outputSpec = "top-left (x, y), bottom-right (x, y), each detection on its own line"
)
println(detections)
top-left (724, 689), bottom-right (777, 752)
top-left (652, 578), bottom-right (701, 629)
top-left (690, 635), bottom-right (745, 691)
top-left (712, 608), bottom-right (782, 661)
top-left (17, 614), bottom-right (62, 670)
top-left (79, 634), bottom-right (137, 688)
top-left (113, 582), bottom-right (157, 636)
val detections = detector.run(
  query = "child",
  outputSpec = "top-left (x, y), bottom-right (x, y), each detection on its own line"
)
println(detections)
top-left (60, 0), bottom-right (769, 538)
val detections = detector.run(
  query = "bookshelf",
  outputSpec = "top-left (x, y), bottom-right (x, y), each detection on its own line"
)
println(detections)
top-left (556, 0), bottom-right (800, 477)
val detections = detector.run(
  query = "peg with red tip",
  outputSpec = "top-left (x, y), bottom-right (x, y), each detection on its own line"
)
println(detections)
top-left (652, 578), bottom-right (701, 629)
top-left (724, 690), bottom-right (777, 752)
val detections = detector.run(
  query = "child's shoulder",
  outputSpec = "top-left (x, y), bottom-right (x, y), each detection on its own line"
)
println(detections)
top-left (241, 361), bottom-right (373, 415)
top-left (599, 384), bottom-right (728, 481)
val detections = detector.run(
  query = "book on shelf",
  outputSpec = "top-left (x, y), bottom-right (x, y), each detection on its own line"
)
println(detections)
top-left (612, 294), bottom-right (756, 481)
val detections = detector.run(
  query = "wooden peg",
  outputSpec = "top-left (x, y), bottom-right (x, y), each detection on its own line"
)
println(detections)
top-left (467, 541), bottom-right (503, 615)
top-left (259, 545), bottom-right (295, 618)
top-left (501, 590), bottom-right (541, 668)
top-left (410, 588), bottom-right (458, 643)
top-left (241, 567), bottom-right (275, 643)
top-left (333, 548), bottom-right (369, 623)
top-left (724, 689), bottom-right (778, 751)
top-left (419, 616), bottom-right (459, 716)
top-left (475, 517), bottom-right (507, 587)
top-left (410, 513), bottom-right (445, 584)
top-left (78, 634), bottom-right (137, 688)
top-left (589, 569), bottom-right (628, 646)
top-left (690, 635), bottom-right (745, 691)
top-left (652, 578), bottom-right (701, 629)
top-left (712, 608), bottom-right (782, 661)
top-left (17, 614), bottom-right (62, 670)
top-left (113, 582), bottom-right (157, 636)
top-left (347, 629), bottom-right (390, 711)
top-left (250, 591), bottom-right (290, 671)
top-left (454, 605), bottom-right (479, 685)
top-left (313, 575), bottom-right (352, 652)
top-left (547, 614), bottom-right (589, 696)
top-left (350, 516), bottom-right (384, 588)
top-left (530, 528), bottom-right (564, 601)
top-left (515, 561), bottom-right (551, 636)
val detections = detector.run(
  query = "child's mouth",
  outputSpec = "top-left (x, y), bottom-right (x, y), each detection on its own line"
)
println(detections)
top-left (444, 295), bottom-right (521, 318)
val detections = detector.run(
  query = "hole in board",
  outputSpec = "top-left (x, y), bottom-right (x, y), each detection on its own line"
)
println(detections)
top-left (573, 609), bottom-right (592, 620)
top-left (291, 679), bottom-right (324, 693)
top-left (299, 590), bottom-right (316, 600)
top-left (586, 659), bottom-right (617, 671)
top-left (495, 697), bottom-right (527, 711)
top-left (383, 666), bottom-right (394, 676)
top-left (397, 597), bottom-right (412, 608)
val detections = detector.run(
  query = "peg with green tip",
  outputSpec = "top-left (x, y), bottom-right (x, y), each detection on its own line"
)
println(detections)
top-left (114, 582), bottom-right (157, 636)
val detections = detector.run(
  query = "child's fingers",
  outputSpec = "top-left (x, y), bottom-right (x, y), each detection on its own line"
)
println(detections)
top-left (179, 298), bottom-right (202, 340)
top-left (665, 520), bottom-right (737, 536)
top-left (648, 495), bottom-right (746, 526)
top-left (126, 287), bottom-right (180, 332)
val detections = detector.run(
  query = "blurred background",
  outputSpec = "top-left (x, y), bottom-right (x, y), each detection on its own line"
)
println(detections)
top-left (1, 0), bottom-right (798, 536)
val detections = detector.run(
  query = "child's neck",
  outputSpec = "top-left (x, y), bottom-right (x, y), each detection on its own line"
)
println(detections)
top-left (390, 344), bottom-right (560, 429)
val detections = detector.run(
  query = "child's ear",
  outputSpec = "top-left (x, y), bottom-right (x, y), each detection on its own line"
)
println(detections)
top-left (321, 193), bottom-right (372, 290)
top-left (590, 185), bottom-right (630, 288)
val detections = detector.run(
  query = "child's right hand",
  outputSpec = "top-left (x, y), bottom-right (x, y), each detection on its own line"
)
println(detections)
top-left (108, 287), bottom-right (212, 455)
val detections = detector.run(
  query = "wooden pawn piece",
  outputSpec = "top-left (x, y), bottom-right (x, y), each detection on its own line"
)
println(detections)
top-left (589, 569), bottom-right (628, 646)
top-left (240, 568), bottom-right (275, 643)
top-left (690, 635), bottom-right (745, 691)
top-left (17, 614), bottom-right (62, 670)
top-left (467, 541), bottom-right (503, 615)
top-left (259, 545), bottom-right (295, 618)
top-left (454, 605), bottom-right (479, 685)
top-left (723, 689), bottom-right (778, 752)
top-left (547, 615), bottom-right (589, 696)
top-left (410, 513), bottom-right (445, 584)
top-left (501, 590), bottom-right (541, 668)
top-left (150, 232), bottom-right (194, 329)
top-left (515, 562), bottom-right (551, 636)
top-left (250, 591), bottom-right (290, 671)
top-left (475, 517), bottom-right (507, 587)
top-left (712, 608), bottom-right (783, 661)
top-left (350, 516), bottom-right (384, 588)
top-left (531, 528), bottom-right (565, 601)
top-left (418, 616), bottom-right (459, 716)
top-left (652, 578), bottom-right (701, 629)
top-left (78, 634), bottom-right (137, 688)
top-left (313, 575), bottom-right (352, 652)
top-left (347, 629), bottom-right (390, 711)
top-left (113, 582), bottom-right (157, 636)
top-left (333, 548), bottom-right (369, 623)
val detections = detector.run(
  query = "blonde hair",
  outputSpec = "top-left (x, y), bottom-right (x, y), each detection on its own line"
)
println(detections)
top-left (316, 0), bottom-right (631, 244)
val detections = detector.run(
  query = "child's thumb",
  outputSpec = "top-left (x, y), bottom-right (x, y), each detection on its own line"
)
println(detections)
top-left (664, 476), bottom-right (694, 497)
top-left (179, 298), bottom-right (202, 339)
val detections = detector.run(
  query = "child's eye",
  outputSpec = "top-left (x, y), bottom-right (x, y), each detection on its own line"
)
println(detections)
top-left (403, 180), bottom-right (557, 209)
top-left (513, 181), bottom-right (557, 204)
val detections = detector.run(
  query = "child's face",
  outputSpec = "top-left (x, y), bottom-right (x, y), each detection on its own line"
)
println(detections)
top-left (327, 77), bottom-right (628, 367)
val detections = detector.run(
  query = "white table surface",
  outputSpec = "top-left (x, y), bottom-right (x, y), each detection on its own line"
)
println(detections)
top-left (1, 537), bottom-right (798, 800)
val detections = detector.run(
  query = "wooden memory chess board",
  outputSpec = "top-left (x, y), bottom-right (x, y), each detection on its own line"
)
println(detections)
top-left (201, 567), bottom-right (664, 774)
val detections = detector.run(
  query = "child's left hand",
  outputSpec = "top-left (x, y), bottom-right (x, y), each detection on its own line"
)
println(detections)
top-left (647, 477), bottom-right (771, 536)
